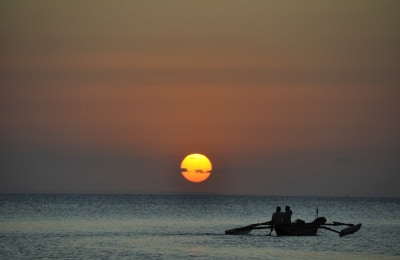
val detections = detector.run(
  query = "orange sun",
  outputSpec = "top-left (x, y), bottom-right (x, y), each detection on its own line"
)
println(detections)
top-left (180, 153), bottom-right (212, 183)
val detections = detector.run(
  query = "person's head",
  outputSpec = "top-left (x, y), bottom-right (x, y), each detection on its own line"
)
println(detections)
top-left (285, 206), bottom-right (290, 211)
top-left (276, 206), bottom-right (281, 212)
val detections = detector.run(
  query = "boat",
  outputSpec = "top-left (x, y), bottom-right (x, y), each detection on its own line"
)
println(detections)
top-left (225, 217), bottom-right (362, 237)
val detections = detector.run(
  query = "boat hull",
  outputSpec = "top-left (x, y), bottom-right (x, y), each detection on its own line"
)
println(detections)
top-left (275, 224), bottom-right (319, 236)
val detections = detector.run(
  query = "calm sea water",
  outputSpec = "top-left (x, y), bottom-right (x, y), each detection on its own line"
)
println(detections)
top-left (1, 194), bottom-right (399, 259)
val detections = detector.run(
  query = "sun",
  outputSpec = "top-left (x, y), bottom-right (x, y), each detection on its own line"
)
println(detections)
top-left (180, 153), bottom-right (212, 183)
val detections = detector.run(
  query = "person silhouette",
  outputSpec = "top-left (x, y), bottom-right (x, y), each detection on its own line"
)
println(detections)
top-left (271, 206), bottom-right (283, 225)
top-left (269, 206), bottom-right (284, 235)
top-left (283, 206), bottom-right (292, 225)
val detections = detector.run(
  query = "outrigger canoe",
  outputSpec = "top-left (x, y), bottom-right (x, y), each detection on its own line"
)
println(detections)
top-left (225, 217), bottom-right (362, 237)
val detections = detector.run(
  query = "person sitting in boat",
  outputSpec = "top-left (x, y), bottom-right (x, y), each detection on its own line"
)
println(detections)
top-left (271, 206), bottom-right (284, 225)
top-left (283, 206), bottom-right (292, 225)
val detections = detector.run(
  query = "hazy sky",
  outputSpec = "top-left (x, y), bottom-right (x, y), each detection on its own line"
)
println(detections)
top-left (1, 1), bottom-right (399, 196)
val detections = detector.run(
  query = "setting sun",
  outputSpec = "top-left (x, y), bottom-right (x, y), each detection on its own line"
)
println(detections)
top-left (180, 153), bottom-right (212, 183)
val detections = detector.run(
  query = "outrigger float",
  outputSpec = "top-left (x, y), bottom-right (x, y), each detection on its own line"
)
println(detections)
top-left (225, 217), bottom-right (362, 237)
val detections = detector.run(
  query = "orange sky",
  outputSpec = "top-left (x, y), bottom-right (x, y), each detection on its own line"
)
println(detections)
top-left (1, 1), bottom-right (399, 196)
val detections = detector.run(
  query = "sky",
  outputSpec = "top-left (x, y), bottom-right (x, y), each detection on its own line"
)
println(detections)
top-left (1, 0), bottom-right (399, 197)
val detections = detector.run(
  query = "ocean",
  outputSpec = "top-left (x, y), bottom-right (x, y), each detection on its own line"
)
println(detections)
top-left (1, 194), bottom-right (399, 259)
